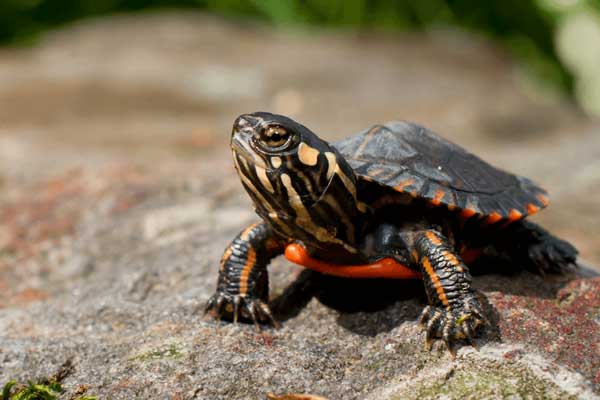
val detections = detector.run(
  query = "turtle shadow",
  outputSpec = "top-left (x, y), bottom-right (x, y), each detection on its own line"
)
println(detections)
top-left (468, 257), bottom-right (583, 299)
top-left (270, 256), bottom-right (585, 338)
top-left (271, 269), bottom-right (425, 337)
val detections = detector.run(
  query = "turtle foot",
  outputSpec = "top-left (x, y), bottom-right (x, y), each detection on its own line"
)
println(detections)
top-left (204, 291), bottom-right (280, 331)
top-left (418, 295), bottom-right (488, 357)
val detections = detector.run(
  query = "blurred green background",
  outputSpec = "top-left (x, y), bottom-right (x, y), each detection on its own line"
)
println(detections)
top-left (2, 0), bottom-right (600, 114)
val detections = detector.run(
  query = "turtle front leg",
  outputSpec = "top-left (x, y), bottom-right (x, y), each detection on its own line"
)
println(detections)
top-left (413, 230), bottom-right (487, 354)
top-left (205, 222), bottom-right (285, 329)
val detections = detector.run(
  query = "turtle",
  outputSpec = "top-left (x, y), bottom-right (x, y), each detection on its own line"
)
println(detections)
top-left (205, 111), bottom-right (578, 352)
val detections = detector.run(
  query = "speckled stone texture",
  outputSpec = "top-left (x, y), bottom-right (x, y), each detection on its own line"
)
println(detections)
top-left (0, 12), bottom-right (599, 400)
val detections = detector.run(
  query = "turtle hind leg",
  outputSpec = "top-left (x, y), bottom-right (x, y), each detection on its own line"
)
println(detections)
top-left (527, 232), bottom-right (578, 275)
top-left (495, 220), bottom-right (578, 275)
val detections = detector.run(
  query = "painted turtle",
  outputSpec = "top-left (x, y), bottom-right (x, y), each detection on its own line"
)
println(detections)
top-left (205, 112), bottom-right (578, 352)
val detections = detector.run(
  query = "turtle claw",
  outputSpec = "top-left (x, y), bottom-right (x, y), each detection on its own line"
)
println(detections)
top-left (467, 337), bottom-right (480, 351)
top-left (233, 295), bottom-right (241, 324)
top-left (443, 337), bottom-right (457, 360)
top-left (204, 291), bottom-right (279, 329)
top-left (425, 338), bottom-right (433, 352)
top-left (418, 296), bottom-right (486, 355)
top-left (420, 305), bottom-right (443, 351)
top-left (418, 305), bottom-right (433, 327)
top-left (213, 295), bottom-right (226, 321)
top-left (245, 302), bottom-right (262, 332)
top-left (203, 297), bottom-right (215, 315)
top-left (256, 300), bottom-right (281, 329)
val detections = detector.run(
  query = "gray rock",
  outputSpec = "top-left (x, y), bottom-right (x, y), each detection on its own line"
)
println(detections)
top-left (0, 12), bottom-right (599, 400)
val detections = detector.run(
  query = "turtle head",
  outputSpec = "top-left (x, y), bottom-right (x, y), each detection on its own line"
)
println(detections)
top-left (231, 112), bottom-right (366, 248)
top-left (231, 112), bottom-right (342, 206)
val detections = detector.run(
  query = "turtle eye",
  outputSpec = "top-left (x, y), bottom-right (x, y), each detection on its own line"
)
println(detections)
top-left (259, 126), bottom-right (291, 149)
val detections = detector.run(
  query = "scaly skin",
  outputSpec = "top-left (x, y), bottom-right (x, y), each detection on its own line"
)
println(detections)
top-left (413, 230), bottom-right (488, 355)
top-left (204, 222), bottom-right (284, 328)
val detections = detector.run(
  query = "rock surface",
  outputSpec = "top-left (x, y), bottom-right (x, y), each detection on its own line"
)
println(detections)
top-left (0, 12), bottom-right (599, 400)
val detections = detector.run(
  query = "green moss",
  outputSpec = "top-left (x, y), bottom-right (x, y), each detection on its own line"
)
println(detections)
top-left (390, 361), bottom-right (576, 400)
top-left (2, 380), bottom-right (63, 400)
top-left (2, 379), bottom-right (97, 400)
top-left (366, 359), bottom-right (383, 371)
top-left (129, 342), bottom-right (185, 363)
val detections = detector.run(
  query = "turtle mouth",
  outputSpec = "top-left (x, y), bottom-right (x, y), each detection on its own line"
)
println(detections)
top-left (231, 135), bottom-right (268, 170)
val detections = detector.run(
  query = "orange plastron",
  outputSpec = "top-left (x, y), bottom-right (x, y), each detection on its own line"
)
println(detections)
top-left (284, 243), bottom-right (422, 279)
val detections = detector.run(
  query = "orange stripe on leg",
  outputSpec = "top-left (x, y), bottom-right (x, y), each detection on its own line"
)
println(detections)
top-left (220, 247), bottom-right (233, 271)
top-left (239, 247), bottom-right (257, 296)
top-left (442, 250), bottom-right (463, 272)
top-left (425, 231), bottom-right (442, 246)
top-left (422, 257), bottom-right (449, 307)
top-left (240, 223), bottom-right (258, 241)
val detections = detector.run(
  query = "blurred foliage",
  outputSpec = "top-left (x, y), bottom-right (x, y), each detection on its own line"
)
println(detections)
top-left (2, 0), bottom-right (600, 100)
top-left (1, 380), bottom-right (62, 400)
top-left (1, 379), bottom-right (97, 400)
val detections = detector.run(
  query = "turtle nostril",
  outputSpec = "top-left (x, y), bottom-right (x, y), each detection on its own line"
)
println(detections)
top-left (233, 116), bottom-right (258, 138)
top-left (234, 115), bottom-right (252, 129)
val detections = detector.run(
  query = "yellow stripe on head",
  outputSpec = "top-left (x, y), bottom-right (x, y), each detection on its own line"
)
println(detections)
top-left (280, 173), bottom-right (356, 253)
top-left (255, 165), bottom-right (274, 193)
top-left (298, 142), bottom-right (320, 166)
top-left (335, 167), bottom-right (368, 213)
top-left (271, 156), bottom-right (282, 168)
top-left (324, 152), bottom-right (336, 179)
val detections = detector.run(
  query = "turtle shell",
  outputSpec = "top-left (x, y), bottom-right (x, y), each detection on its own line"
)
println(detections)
top-left (333, 121), bottom-right (549, 222)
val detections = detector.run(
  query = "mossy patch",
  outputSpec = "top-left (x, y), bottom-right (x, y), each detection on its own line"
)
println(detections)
top-left (2, 380), bottom-right (62, 400)
top-left (389, 360), bottom-right (576, 400)
top-left (1, 380), bottom-right (97, 400)
top-left (129, 342), bottom-right (185, 363)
